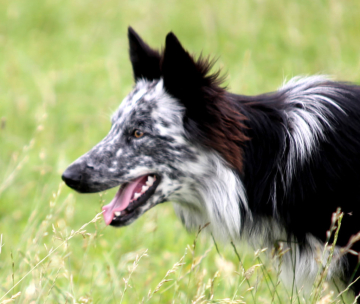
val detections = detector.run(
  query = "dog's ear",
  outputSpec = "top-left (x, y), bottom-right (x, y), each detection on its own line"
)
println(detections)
top-left (128, 27), bottom-right (161, 81)
top-left (162, 33), bottom-right (247, 173)
top-left (162, 33), bottom-right (206, 101)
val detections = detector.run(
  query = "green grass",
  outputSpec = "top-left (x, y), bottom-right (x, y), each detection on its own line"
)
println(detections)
top-left (1, 0), bottom-right (360, 303)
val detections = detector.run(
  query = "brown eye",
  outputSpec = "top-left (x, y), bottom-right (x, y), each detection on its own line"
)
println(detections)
top-left (133, 129), bottom-right (144, 138)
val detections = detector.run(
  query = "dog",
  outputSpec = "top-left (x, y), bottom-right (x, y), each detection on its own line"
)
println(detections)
top-left (62, 27), bottom-right (360, 297)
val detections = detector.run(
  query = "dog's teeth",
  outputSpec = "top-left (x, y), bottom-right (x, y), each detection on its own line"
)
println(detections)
top-left (134, 192), bottom-right (141, 200)
top-left (114, 211), bottom-right (121, 216)
top-left (146, 176), bottom-right (154, 186)
top-left (142, 185), bottom-right (149, 193)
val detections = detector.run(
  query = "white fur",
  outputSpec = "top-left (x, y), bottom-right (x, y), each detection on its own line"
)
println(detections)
top-left (243, 217), bottom-right (345, 293)
top-left (172, 150), bottom-right (248, 241)
top-left (281, 234), bottom-right (345, 293)
top-left (279, 76), bottom-right (346, 187)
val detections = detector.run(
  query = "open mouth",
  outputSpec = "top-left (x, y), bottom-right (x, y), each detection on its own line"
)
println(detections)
top-left (102, 174), bottom-right (161, 226)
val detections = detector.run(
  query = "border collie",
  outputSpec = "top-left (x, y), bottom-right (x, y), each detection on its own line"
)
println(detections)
top-left (62, 27), bottom-right (360, 297)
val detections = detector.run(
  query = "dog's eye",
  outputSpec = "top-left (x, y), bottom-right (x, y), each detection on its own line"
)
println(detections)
top-left (133, 129), bottom-right (144, 138)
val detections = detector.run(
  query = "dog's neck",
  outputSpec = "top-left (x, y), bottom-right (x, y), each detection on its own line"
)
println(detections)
top-left (171, 149), bottom-right (248, 242)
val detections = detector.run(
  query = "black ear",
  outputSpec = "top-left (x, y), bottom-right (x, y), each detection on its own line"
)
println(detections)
top-left (162, 33), bottom-right (206, 100)
top-left (128, 27), bottom-right (161, 81)
top-left (162, 33), bottom-right (246, 174)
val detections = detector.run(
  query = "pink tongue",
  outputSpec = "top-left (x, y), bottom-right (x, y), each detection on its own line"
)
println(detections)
top-left (102, 176), bottom-right (147, 225)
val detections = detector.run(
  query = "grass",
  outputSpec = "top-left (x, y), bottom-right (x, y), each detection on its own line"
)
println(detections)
top-left (1, 0), bottom-right (360, 303)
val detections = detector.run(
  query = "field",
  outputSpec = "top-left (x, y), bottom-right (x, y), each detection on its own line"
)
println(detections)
top-left (1, 0), bottom-right (360, 303)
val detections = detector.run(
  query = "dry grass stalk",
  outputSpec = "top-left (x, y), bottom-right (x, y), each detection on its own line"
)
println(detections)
top-left (120, 249), bottom-right (148, 303)
top-left (0, 211), bottom-right (103, 302)
top-left (311, 209), bottom-right (343, 303)
top-left (0, 292), bottom-right (21, 304)
top-left (271, 242), bottom-right (289, 304)
top-left (0, 112), bottom-right (46, 196)
top-left (158, 246), bottom-right (213, 296)
top-left (336, 276), bottom-right (360, 301)
top-left (147, 249), bottom-right (187, 300)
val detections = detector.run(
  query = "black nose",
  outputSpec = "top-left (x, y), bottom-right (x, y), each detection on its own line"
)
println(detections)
top-left (62, 163), bottom-right (84, 190)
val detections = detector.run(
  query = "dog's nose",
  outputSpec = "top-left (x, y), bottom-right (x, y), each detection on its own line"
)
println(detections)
top-left (62, 163), bottom-right (84, 189)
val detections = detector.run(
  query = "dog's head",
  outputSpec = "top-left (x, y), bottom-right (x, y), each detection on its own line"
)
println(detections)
top-left (62, 28), bottom-right (247, 231)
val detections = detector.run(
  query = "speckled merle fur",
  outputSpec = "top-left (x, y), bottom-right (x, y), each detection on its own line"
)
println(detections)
top-left (62, 27), bottom-right (360, 298)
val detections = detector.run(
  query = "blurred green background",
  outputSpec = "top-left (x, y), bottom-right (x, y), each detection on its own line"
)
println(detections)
top-left (1, 0), bottom-right (360, 303)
